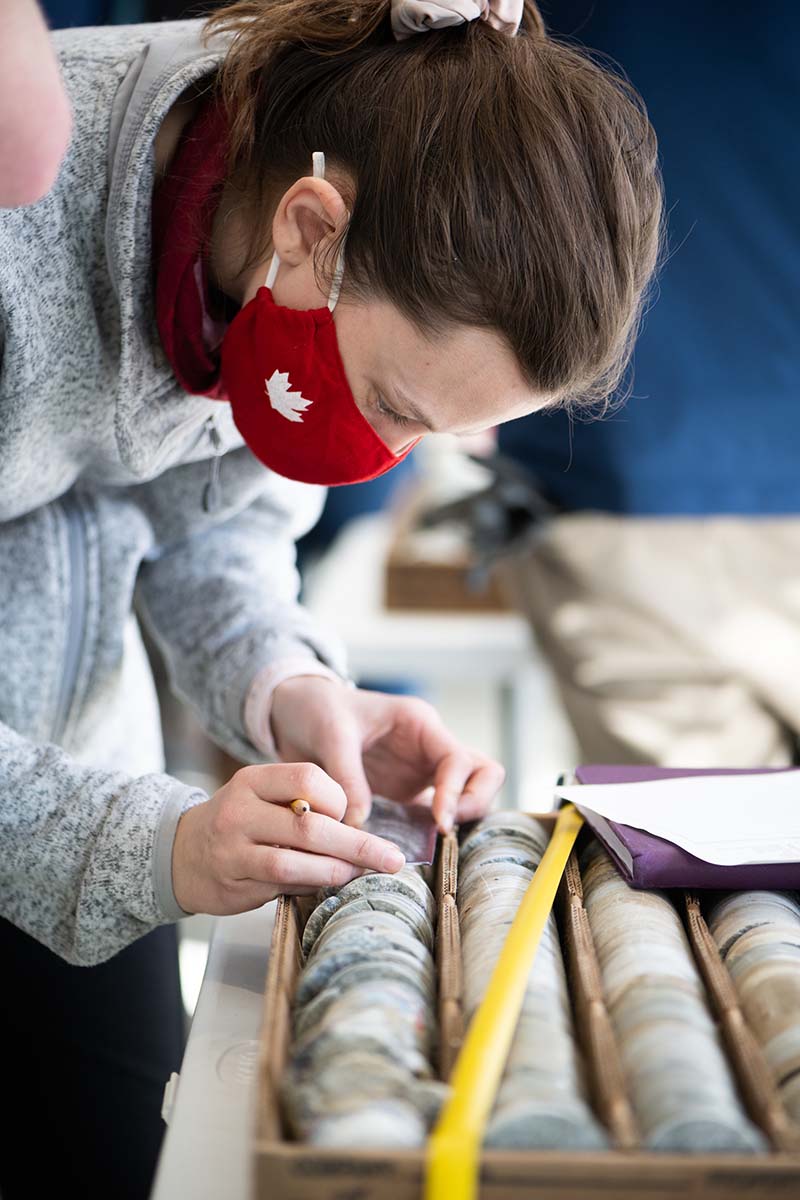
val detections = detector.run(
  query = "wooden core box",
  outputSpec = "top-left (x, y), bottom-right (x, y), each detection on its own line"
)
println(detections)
top-left (254, 817), bottom-right (800, 1199)
top-left (383, 498), bottom-right (511, 613)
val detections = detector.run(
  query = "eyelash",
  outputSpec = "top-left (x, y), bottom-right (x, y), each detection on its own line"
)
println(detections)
top-left (374, 394), bottom-right (412, 428)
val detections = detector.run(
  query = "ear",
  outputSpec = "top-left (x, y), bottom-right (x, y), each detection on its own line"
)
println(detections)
top-left (271, 176), bottom-right (349, 268)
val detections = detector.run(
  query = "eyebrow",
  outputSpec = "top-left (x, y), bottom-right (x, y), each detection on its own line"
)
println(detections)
top-left (389, 386), bottom-right (437, 432)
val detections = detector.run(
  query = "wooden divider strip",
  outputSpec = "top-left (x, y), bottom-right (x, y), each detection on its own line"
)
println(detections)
top-left (436, 830), bottom-right (459, 905)
top-left (258, 896), bottom-right (301, 1141)
top-left (561, 853), bottom-right (641, 1150)
top-left (684, 894), bottom-right (800, 1153)
top-left (437, 893), bottom-right (465, 1082)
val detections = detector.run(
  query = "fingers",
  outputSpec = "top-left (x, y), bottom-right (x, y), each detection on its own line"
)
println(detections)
top-left (352, 693), bottom-right (507, 833)
top-left (455, 759), bottom-right (506, 823)
top-left (312, 722), bottom-right (374, 827)
top-left (431, 752), bottom-right (506, 834)
top-left (246, 804), bottom-right (406, 874)
top-left (235, 762), bottom-right (347, 821)
top-left (239, 846), bottom-right (368, 892)
top-left (174, 758), bottom-right (405, 919)
top-left (431, 749), bottom-right (477, 834)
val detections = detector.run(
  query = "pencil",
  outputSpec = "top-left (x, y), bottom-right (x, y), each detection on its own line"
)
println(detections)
top-left (290, 798), bottom-right (311, 816)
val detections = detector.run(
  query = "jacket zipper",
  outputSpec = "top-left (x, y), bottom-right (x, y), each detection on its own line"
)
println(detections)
top-left (52, 494), bottom-right (88, 743)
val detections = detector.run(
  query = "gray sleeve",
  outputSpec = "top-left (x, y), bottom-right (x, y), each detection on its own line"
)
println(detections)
top-left (133, 449), bottom-right (348, 764)
top-left (0, 718), bottom-right (205, 966)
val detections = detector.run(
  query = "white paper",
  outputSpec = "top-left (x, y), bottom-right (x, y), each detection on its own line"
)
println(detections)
top-left (555, 771), bottom-right (800, 866)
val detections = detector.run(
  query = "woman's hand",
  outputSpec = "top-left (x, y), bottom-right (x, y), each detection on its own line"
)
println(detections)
top-left (172, 762), bottom-right (406, 916)
top-left (270, 678), bottom-right (505, 833)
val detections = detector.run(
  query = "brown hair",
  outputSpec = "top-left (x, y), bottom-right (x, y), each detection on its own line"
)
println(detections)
top-left (205, 0), bottom-right (662, 407)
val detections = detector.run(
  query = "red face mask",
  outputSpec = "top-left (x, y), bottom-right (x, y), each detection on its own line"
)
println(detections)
top-left (220, 154), bottom-right (418, 487)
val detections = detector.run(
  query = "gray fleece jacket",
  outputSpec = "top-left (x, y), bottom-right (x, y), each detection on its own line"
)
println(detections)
top-left (0, 21), bottom-right (345, 966)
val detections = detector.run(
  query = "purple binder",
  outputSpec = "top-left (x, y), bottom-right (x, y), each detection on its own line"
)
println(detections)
top-left (574, 764), bottom-right (800, 890)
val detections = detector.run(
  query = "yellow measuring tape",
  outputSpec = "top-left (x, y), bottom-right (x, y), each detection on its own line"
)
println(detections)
top-left (425, 803), bottom-right (584, 1200)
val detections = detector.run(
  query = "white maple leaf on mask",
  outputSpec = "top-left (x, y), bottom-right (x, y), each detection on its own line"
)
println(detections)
top-left (265, 370), bottom-right (313, 422)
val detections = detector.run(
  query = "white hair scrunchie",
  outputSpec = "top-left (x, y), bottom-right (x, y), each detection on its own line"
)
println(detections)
top-left (391, 0), bottom-right (524, 40)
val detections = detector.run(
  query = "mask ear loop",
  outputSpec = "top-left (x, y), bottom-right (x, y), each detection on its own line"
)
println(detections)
top-left (326, 238), bottom-right (346, 312)
top-left (264, 151), bottom-right (347, 311)
top-left (264, 252), bottom-right (279, 290)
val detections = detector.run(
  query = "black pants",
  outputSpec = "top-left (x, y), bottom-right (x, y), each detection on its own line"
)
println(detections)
top-left (0, 919), bottom-right (185, 1200)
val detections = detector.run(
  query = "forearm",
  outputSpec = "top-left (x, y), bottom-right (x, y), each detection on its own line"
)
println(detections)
top-left (0, 1), bottom-right (72, 207)
top-left (135, 480), bottom-right (348, 762)
top-left (138, 562), bottom-right (347, 761)
top-left (0, 719), bottom-right (205, 965)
